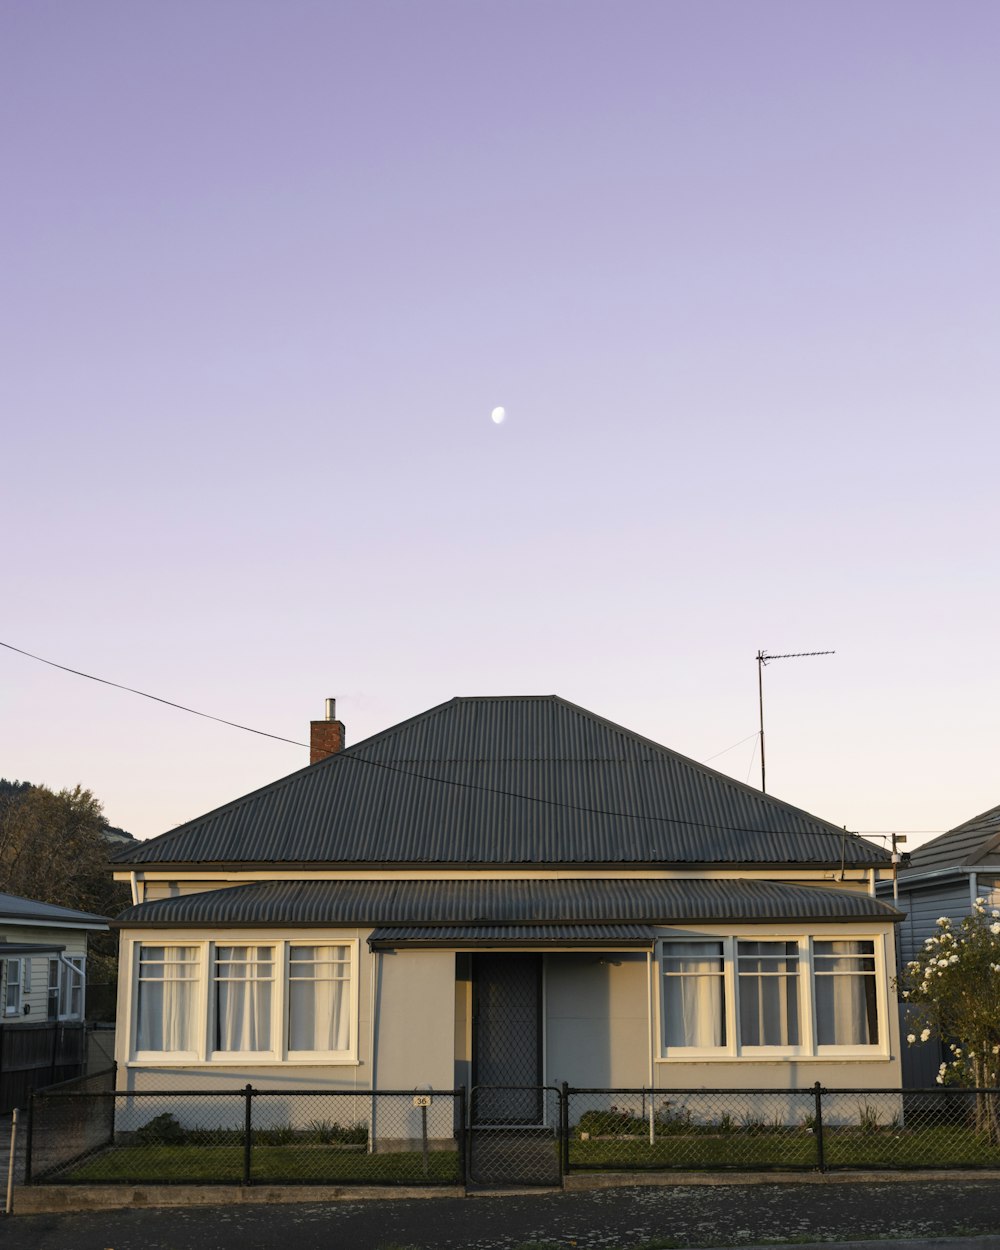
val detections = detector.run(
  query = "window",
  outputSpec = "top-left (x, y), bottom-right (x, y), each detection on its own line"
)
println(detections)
top-left (738, 941), bottom-right (800, 1048)
top-left (813, 940), bottom-right (878, 1046)
top-left (661, 942), bottom-right (726, 1049)
top-left (214, 946), bottom-right (274, 1053)
top-left (48, 959), bottom-right (60, 1020)
top-left (58, 956), bottom-right (85, 1020)
top-left (288, 946), bottom-right (352, 1053)
top-left (137, 946), bottom-right (200, 1053)
top-left (659, 935), bottom-right (884, 1059)
top-left (130, 938), bottom-right (357, 1063)
top-left (3, 958), bottom-right (22, 1016)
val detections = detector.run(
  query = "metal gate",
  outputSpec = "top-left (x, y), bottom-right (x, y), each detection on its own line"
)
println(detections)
top-left (468, 1085), bottom-right (563, 1186)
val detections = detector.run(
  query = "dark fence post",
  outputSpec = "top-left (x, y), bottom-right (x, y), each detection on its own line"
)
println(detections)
top-left (457, 1087), bottom-right (468, 1188)
top-left (813, 1081), bottom-right (825, 1172)
top-left (243, 1084), bottom-right (253, 1186)
top-left (24, 1091), bottom-right (34, 1186)
top-left (560, 1082), bottom-right (570, 1177)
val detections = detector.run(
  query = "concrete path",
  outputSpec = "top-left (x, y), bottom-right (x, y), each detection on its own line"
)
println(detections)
top-left (3, 1180), bottom-right (1000, 1249)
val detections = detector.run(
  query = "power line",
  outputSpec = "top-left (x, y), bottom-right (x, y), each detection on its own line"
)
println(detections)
top-left (1, 637), bottom-right (911, 844)
top-left (701, 731), bottom-right (760, 764)
top-left (0, 640), bottom-right (307, 749)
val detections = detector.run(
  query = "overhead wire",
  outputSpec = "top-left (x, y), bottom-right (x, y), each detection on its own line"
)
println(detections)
top-left (1, 638), bottom-right (937, 841)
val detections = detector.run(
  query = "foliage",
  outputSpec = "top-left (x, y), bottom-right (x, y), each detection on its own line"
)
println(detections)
top-left (0, 779), bottom-right (132, 991)
top-left (134, 1112), bottom-right (186, 1145)
top-left (896, 902), bottom-right (1000, 1088)
top-left (896, 900), bottom-right (1000, 1141)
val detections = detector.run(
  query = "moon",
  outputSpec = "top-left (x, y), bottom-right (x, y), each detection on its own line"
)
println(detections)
top-left (491, 406), bottom-right (506, 424)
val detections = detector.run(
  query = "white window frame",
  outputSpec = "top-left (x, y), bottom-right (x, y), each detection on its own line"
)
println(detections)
top-left (132, 943), bottom-right (206, 1063)
top-left (656, 930), bottom-right (889, 1062)
top-left (3, 958), bottom-right (23, 1016)
top-left (126, 934), bottom-right (360, 1066)
top-left (57, 956), bottom-right (86, 1021)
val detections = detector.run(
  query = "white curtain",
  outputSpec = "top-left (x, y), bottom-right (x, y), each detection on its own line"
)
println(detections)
top-left (814, 941), bottom-right (877, 1045)
top-left (215, 947), bottom-right (273, 1052)
top-left (738, 942), bottom-right (799, 1047)
top-left (662, 942), bottom-right (725, 1048)
top-left (288, 947), bottom-right (351, 1052)
top-left (137, 946), bottom-right (198, 1052)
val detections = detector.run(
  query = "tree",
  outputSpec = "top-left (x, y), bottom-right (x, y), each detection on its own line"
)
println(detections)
top-left (0, 781), bottom-right (131, 989)
top-left (897, 901), bottom-right (1000, 1141)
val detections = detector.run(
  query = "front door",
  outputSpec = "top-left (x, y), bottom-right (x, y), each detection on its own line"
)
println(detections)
top-left (472, 953), bottom-right (543, 1124)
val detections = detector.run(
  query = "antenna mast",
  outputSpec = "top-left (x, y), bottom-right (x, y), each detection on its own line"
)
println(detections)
top-left (756, 649), bottom-right (835, 793)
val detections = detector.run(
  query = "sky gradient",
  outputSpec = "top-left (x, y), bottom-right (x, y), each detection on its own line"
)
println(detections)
top-left (2, 1), bottom-right (998, 849)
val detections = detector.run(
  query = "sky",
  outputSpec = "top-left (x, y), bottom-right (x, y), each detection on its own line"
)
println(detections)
top-left (2, 1), bottom-right (998, 850)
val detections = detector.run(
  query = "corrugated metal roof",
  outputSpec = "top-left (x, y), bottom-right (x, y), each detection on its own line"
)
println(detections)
top-left (114, 878), bottom-right (902, 927)
top-left (368, 924), bottom-right (656, 946)
top-left (114, 697), bottom-right (888, 868)
top-left (0, 891), bottom-right (110, 926)
top-left (901, 804), bottom-right (1000, 876)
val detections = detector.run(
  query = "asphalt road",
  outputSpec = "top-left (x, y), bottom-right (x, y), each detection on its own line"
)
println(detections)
top-left (4, 1181), bottom-right (1000, 1250)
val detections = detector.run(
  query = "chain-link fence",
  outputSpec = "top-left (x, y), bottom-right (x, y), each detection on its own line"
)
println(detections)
top-left (468, 1085), bottom-right (562, 1186)
top-left (566, 1087), bottom-right (820, 1171)
top-left (26, 1082), bottom-right (1000, 1186)
top-left (27, 1086), bottom-right (466, 1186)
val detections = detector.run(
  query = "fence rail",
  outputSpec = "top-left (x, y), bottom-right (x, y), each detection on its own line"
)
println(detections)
top-left (24, 1082), bottom-right (1000, 1186)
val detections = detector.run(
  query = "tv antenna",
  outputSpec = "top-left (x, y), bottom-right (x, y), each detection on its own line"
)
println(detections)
top-left (756, 649), bottom-right (835, 793)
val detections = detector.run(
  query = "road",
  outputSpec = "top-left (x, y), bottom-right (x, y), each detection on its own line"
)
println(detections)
top-left (4, 1180), bottom-right (1000, 1249)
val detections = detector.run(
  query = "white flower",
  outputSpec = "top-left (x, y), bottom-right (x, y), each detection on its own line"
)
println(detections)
top-left (992, 910), bottom-right (1000, 918)
top-left (976, 897), bottom-right (986, 905)
top-left (920, 1028), bottom-right (931, 1042)
top-left (992, 1045), bottom-right (999, 1055)
top-left (991, 924), bottom-right (1000, 936)
top-left (907, 1033), bottom-right (916, 1044)
top-left (949, 954), bottom-right (959, 964)
top-left (936, 917), bottom-right (951, 926)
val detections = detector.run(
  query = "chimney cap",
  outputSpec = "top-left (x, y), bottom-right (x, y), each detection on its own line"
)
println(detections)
top-left (325, 698), bottom-right (337, 721)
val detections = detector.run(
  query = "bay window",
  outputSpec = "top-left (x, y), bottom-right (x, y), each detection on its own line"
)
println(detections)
top-left (659, 934), bottom-right (885, 1058)
top-left (130, 938), bottom-right (357, 1062)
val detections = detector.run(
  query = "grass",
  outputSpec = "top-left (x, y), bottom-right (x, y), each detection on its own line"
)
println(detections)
top-left (65, 1143), bottom-right (462, 1184)
top-left (570, 1124), bottom-right (1000, 1170)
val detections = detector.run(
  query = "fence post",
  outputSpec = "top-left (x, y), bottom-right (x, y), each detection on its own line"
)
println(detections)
top-left (243, 1084), bottom-right (253, 1187)
top-left (457, 1087), bottom-right (468, 1188)
top-left (560, 1082), bottom-right (570, 1177)
top-left (23, 1092), bottom-right (33, 1187)
top-left (813, 1081), bottom-right (825, 1172)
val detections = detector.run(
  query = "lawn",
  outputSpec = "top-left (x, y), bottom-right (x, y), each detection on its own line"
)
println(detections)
top-left (65, 1144), bottom-right (462, 1184)
top-left (569, 1125), bottom-right (1000, 1170)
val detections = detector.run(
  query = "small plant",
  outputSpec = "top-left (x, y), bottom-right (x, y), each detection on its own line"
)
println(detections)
top-left (857, 1101), bottom-right (881, 1134)
top-left (654, 1100), bottom-right (692, 1134)
top-left (576, 1106), bottom-right (645, 1137)
top-left (134, 1112), bottom-right (187, 1145)
top-left (716, 1111), bottom-right (735, 1134)
top-left (254, 1123), bottom-right (296, 1146)
top-left (309, 1119), bottom-right (368, 1145)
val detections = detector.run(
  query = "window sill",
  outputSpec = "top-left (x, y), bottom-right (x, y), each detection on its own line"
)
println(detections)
top-left (126, 1057), bottom-right (362, 1067)
top-left (656, 1052), bottom-right (892, 1063)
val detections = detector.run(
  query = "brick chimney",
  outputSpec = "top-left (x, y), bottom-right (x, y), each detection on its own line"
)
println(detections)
top-left (310, 698), bottom-right (345, 763)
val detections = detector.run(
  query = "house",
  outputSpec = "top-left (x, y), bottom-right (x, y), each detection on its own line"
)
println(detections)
top-left (0, 891), bottom-right (109, 1024)
top-left (110, 696), bottom-right (902, 1104)
top-left (881, 803), bottom-right (1000, 968)
top-left (0, 891), bottom-right (110, 1111)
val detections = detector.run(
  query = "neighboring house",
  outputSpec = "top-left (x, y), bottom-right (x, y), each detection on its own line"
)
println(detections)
top-left (111, 696), bottom-right (902, 1103)
top-left (0, 891), bottom-right (109, 1024)
top-left (881, 804), bottom-right (1000, 968)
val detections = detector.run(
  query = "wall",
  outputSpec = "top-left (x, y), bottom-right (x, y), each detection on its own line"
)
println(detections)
top-left (894, 876), bottom-right (973, 965)
top-left (545, 953), bottom-right (649, 1088)
top-left (0, 926), bottom-right (88, 1022)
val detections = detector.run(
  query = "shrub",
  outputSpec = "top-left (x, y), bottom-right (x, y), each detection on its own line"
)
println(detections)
top-left (134, 1113), bottom-right (187, 1145)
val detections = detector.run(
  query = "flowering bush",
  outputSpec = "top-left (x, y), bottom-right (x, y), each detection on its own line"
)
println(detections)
top-left (896, 900), bottom-right (1000, 1099)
